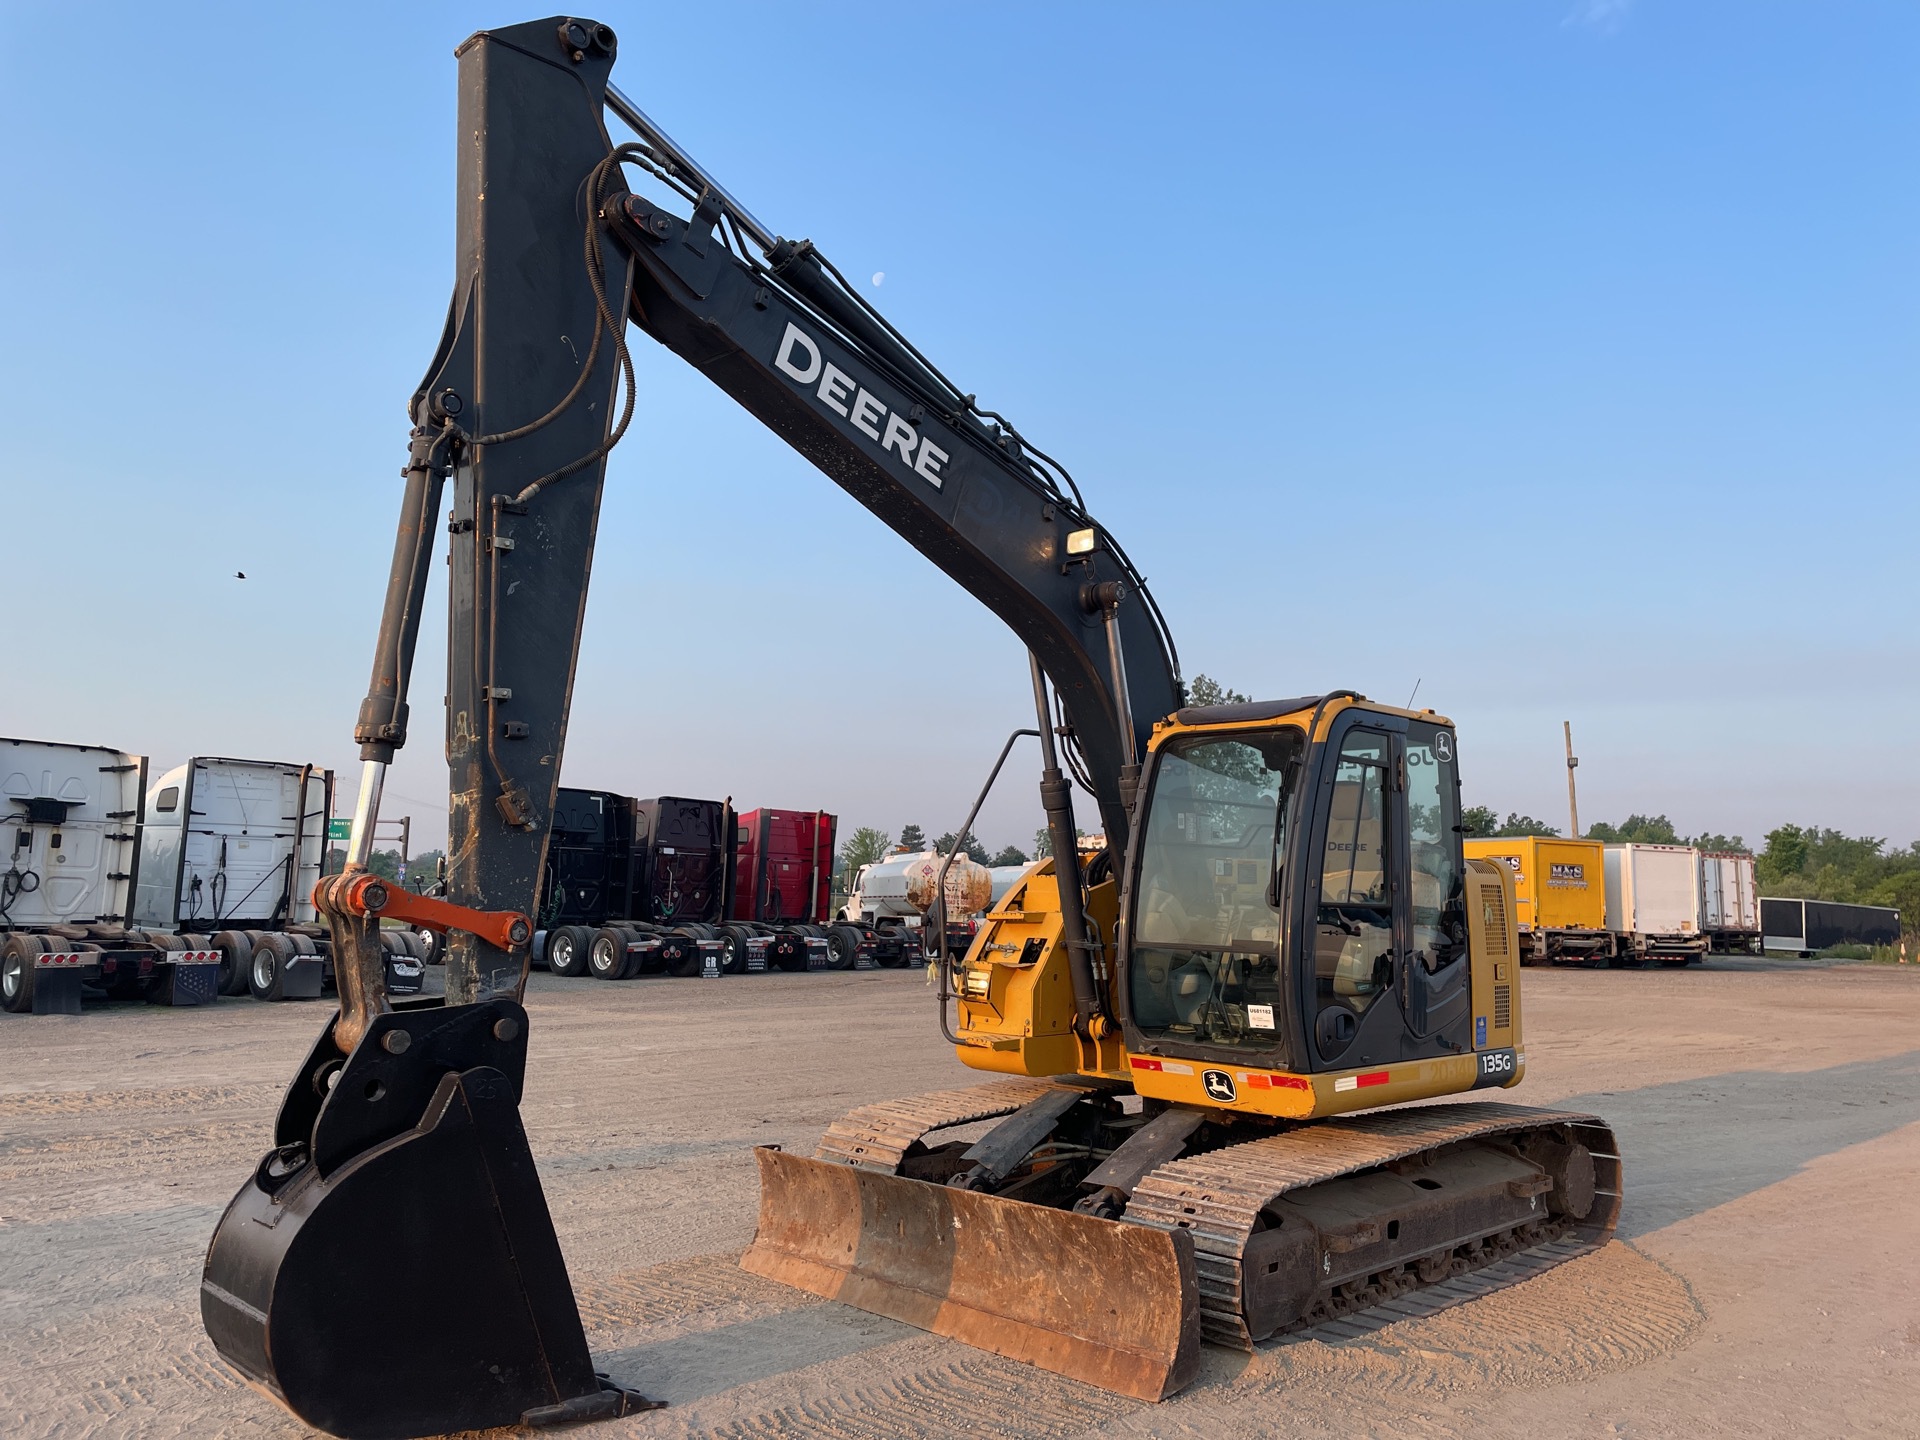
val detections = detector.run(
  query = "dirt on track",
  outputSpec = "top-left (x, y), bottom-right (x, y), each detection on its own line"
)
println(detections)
top-left (3, 961), bottom-right (1919, 1439)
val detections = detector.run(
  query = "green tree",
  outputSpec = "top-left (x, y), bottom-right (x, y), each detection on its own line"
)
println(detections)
top-left (935, 828), bottom-right (990, 863)
top-left (989, 845), bottom-right (1030, 867)
top-left (405, 849), bottom-right (446, 892)
top-left (897, 823), bottom-right (926, 852)
top-left (1460, 805), bottom-right (1499, 838)
top-left (1187, 674), bottom-right (1251, 708)
top-left (836, 826), bottom-right (891, 882)
top-left (1688, 833), bottom-right (1747, 854)
top-left (1495, 813), bottom-right (1559, 837)
top-left (1587, 814), bottom-right (1680, 845)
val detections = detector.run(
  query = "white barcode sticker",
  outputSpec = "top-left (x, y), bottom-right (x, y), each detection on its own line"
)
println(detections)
top-left (1246, 1003), bottom-right (1276, 1030)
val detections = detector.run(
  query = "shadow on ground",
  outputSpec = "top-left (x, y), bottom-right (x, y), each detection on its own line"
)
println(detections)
top-left (1555, 1048), bottom-right (1920, 1236)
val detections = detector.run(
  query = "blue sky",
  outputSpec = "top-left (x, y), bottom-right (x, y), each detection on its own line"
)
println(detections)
top-left (3, 2), bottom-right (1915, 856)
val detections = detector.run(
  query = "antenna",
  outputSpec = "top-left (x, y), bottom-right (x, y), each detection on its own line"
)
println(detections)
top-left (1405, 678), bottom-right (1422, 709)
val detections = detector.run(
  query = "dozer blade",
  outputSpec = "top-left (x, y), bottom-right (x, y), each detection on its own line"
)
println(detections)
top-left (743, 1145), bottom-right (1201, 1402)
top-left (201, 1001), bottom-right (657, 1439)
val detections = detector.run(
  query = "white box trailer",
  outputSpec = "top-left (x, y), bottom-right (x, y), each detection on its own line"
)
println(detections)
top-left (131, 757), bottom-right (426, 1001)
top-left (0, 736), bottom-right (217, 1013)
top-left (1603, 843), bottom-right (1709, 964)
top-left (1699, 851), bottom-right (1760, 952)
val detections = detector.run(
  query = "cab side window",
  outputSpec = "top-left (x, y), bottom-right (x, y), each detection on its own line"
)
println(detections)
top-left (1315, 731), bottom-right (1393, 1013)
top-left (1405, 722), bottom-right (1466, 972)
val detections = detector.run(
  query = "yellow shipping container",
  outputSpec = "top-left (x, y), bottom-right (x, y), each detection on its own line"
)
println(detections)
top-left (1462, 836), bottom-right (1614, 965)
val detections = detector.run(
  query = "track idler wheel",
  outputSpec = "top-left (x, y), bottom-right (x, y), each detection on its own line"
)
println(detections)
top-left (201, 999), bottom-right (660, 1437)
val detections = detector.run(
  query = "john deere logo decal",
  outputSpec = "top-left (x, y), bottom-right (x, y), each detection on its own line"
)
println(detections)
top-left (1202, 1069), bottom-right (1237, 1102)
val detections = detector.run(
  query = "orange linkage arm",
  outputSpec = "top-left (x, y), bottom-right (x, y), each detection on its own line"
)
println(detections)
top-left (316, 872), bottom-right (532, 952)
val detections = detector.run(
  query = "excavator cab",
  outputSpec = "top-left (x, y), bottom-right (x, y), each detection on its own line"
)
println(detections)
top-left (1118, 699), bottom-right (1475, 1083)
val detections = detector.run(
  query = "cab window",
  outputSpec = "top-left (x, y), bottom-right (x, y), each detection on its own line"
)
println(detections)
top-left (1405, 721), bottom-right (1466, 972)
top-left (1314, 731), bottom-right (1393, 1014)
top-left (1128, 727), bottom-right (1300, 1051)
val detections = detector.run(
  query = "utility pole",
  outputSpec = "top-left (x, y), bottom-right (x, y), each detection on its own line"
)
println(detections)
top-left (1564, 722), bottom-right (1580, 838)
top-left (398, 816), bottom-right (411, 888)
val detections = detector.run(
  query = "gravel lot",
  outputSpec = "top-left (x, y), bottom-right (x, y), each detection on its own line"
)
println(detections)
top-left (4, 961), bottom-right (1918, 1439)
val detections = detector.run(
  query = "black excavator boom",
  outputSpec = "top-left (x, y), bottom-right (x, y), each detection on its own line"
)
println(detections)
top-left (202, 15), bottom-right (1180, 1436)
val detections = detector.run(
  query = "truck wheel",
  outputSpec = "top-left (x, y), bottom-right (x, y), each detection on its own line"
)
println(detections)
top-left (587, 928), bottom-right (628, 980)
top-left (826, 925), bottom-right (861, 970)
top-left (548, 925), bottom-right (590, 978)
top-left (718, 925), bottom-right (751, 974)
top-left (1, 934), bottom-right (42, 1013)
top-left (212, 930), bottom-right (254, 996)
top-left (250, 933), bottom-right (294, 1001)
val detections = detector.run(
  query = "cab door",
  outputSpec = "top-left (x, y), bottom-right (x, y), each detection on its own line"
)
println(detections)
top-left (1395, 720), bottom-right (1472, 1047)
top-left (1303, 714), bottom-right (1471, 1068)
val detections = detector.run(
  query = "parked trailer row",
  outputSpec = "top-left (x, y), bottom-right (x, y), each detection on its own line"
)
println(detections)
top-left (1463, 837), bottom-right (1763, 968)
top-left (1, 737), bottom-right (425, 1015)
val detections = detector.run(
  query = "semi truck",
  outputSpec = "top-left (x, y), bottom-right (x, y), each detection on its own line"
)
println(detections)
top-left (1760, 897), bottom-right (1901, 956)
top-left (133, 756), bottom-right (425, 1000)
top-left (535, 791), bottom-right (732, 978)
top-left (0, 737), bottom-right (202, 1013)
top-left (1698, 850), bottom-right (1761, 953)
top-left (1463, 836), bottom-right (1614, 965)
top-left (1, 741), bottom-right (424, 1012)
top-left (1603, 843), bottom-right (1708, 965)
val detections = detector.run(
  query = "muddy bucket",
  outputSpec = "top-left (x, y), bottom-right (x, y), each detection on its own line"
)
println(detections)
top-left (743, 1146), bottom-right (1201, 1401)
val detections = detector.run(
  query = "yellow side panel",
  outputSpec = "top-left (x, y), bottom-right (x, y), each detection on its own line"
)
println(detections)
top-left (952, 862), bottom-right (1125, 1080)
top-left (1465, 856), bottom-right (1520, 1051)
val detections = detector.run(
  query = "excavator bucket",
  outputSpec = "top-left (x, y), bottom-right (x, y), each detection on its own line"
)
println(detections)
top-left (743, 1146), bottom-right (1202, 1402)
top-left (200, 1001), bottom-right (656, 1439)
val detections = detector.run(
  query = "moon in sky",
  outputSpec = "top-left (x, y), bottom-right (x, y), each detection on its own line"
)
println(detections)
top-left (872, 271), bottom-right (885, 286)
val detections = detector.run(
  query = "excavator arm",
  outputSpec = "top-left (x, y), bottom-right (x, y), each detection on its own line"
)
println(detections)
top-left (329, 15), bottom-right (1181, 1032)
top-left (204, 17), bottom-right (1186, 1436)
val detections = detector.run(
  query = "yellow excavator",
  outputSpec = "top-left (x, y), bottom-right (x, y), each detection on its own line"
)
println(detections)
top-left (199, 17), bottom-right (1620, 1436)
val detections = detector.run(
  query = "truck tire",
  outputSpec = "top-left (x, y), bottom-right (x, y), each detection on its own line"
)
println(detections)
top-left (548, 925), bottom-right (590, 978)
top-left (826, 925), bottom-right (861, 971)
top-left (718, 925), bottom-right (752, 975)
top-left (1, 933), bottom-right (43, 1013)
top-left (211, 930), bottom-right (254, 996)
top-left (249, 933), bottom-right (295, 1001)
top-left (587, 927), bottom-right (629, 980)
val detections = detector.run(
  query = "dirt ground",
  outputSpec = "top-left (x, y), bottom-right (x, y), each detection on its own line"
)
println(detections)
top-left (4, 960), bottom-right (1918, 1439)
